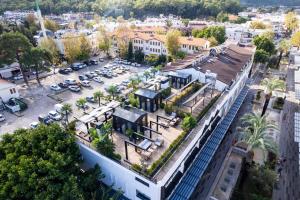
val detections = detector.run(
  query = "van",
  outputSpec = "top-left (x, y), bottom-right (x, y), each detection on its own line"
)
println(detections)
top-left (55, 104), bottom-right (63, 113)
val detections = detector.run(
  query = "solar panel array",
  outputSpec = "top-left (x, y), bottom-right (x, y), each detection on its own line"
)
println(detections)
top-left (169, 86), bottom-right (249, 200)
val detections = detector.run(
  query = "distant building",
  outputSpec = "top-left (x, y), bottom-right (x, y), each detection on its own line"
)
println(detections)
top-left (0, 79), bottom-right (19, 102)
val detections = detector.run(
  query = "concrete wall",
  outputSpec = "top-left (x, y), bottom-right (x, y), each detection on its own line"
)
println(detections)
top-left (0, 85), bottom-right (19, 102)
top-left (78, 143), bottom-right (161, 200)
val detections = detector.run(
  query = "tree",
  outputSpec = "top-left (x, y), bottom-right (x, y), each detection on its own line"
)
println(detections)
top-left (253, 36), bottom-right (275, 55)
top-left (250, 21), bottom-right (267, 29)
top-left (97, 27), bottom-right (111, 56)
top-left (143, 71), bottom-right (151, 81)
top-left (277, 39), bottom-right (290, 68)
top-left (44, 19), bottom-right (59, 32)
top-left (145, 54), bottom-right (159, 66)
top-left (63, 34), bottom-right (81, 63)
top-left (133, 49), bottom-right (144, 63)
top-left (181, 115), bottom-right (197, 132)
top-left (261, 30), bottom-right (275, 40)
top-left (0, 124), bottom-right (103, 200)
top-left (21, 47), bottom-right (52, 85)
top-left (208, 36), bottom-right (218, 47)
top-left (128, 77), bottom-right (141, 90)
top-left (127, 41), bottom-right (133, 61)
top-left (78, 35), bottom-right (91, 60)
top-left (61, 103), bottom-right (72, 124)
top-left (239, 113), bottom-right (278, 155)
top-left (115, 25), bottom-right (130, 58)
top-left (0, 32), bottom-right (32, 86)
top-left (94, 91), bottom-right (104, 107)
top-left (260, 78), bottom-right (285, 116)
top-left (76, 98), bottom-right (88, 112)
top-left (216, 11), bottom-right (229, 22)
top-left (107, 85), bottom-right (118, 100)
top-left (291, 31), bottom-right (300, 49)
top-left (254, 49), bottom-right (269, 64)
top-left (166, 29), bottom-right (181, 58)
top-left (285, 11), bottom-right (299, 34)
top-left (39, 37), bottom-right (61, 71)
top-left (192, 26), bottom-right (226, 44)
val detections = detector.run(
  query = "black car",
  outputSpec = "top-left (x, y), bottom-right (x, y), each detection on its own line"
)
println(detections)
top-left (38, 115), bottom-right (53, 125)
top-left (79, 75), bottom-right (88, 81)
top-left (90, 59), bottom-right (98, 65)
top-left (58, 68), bottom-right (69, 74)
top-left (58, 82), bottom-right (68, 88)
top-left (71, 63), bottom-right (81, 71)
top-left (83, 60), bottom-right (93, 66)
top-left (86, 96), bottom-right (96, 103)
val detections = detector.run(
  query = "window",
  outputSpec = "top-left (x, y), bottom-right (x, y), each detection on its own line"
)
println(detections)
top-left (136, 190), bottom-right (151, 200)
top-left (9, 88), bottom-right (16, 94)
top-left (135, 177), bottom-right (149, 187)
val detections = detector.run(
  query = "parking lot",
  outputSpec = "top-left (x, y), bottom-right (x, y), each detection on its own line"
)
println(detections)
top-left (0, 59), bottom-right (147, 135)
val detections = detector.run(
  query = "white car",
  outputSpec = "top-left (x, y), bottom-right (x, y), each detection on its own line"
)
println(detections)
top-left (50, 84), bottom-right (61, 91)
top-left (48, 110), bottom-right (62, 121)
top-left (0, 114), bottom-right (5, 122)
top-left (68, 85), bottom-right (81, 92)
top-left (93, 76), bottom-right (103, 83)
top-left (80, 80), bottom-right (91, 87)
top-left (65, 79), bottom-right (77, 85)
top-left (30, 122), bottom-right (39, 129)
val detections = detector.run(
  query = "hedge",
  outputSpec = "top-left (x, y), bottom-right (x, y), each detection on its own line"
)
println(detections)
top-left (196, 94), bottom-right (220, 121)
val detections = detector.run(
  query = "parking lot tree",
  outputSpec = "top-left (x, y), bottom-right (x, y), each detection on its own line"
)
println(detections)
top-left (97, 27), bottom-right (111, 56)
top-left (260, 78), bottom-right (285, 116)
top-left (107, 85), bottom-right (118, 100)
top-left (115, 25), bottom-right (130, 58)
top-left (61, 103), bottom-right (72, 124)
top-left (291, 31), bottom-right (300, 49)
top-left (127, 41), bottom-right (134, 61)
top-left (166, 29), bottom-right (181, 59)
top-left (39, 37), bottom-right (61, 72)
top-left (277, 39), bottom-right (291, 68)
top-left (21, 47), bottom-right (52, 86)
top-left (0, 32), bottom-right (32, 86)
top-left (0, 124), bottom-right (104, 200)
top-left (145, 54), bottom-right (159, 66)
top-left (143, 71), bottom-right (151, 81)
top-left (44, 19), bottom-right (59, 32)
top-left (78, 35), bottom-right (92, 60)
top-left (94, 91), bottom-right (104, 107)
top-left (63, 34), bottom-right (81, 63)
top-left (285, 11), bottom-right (299, 34)
top-left (76, 98), bottom-right (88, 112)
top-left (133, 49), bottom-right (144, 63)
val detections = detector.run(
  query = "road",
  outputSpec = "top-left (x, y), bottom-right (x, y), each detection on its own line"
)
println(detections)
top-left (0, 61), bottom-right (146, 135)
top-left (272, 67), bottom-right (300, 200)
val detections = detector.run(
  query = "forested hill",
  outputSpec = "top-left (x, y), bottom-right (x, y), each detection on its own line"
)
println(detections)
top-left (0, 0), bottom-right (241, 18)
top-left (241, 0), bottom-right (300, 6)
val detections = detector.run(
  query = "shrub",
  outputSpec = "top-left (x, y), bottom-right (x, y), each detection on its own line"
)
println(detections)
top-left (256, 91), bottom-right (261, 101)
top-left (129, 93), bottom-right (139, 107)
top-left (181, 115), bottom-right (197, 131)
top-left (161, 87), bottom-right (172, 98)
top-left (132, 163), bottom-right (142, 172)
top-left (164, 104), bottom-right (174, 114)
top-left (160, 102), bottom-right (165, 109)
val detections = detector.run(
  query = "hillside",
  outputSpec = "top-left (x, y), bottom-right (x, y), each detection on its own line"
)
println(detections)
top-left (241, 0), bottom-right (300, 6)
top-left (0, 0), bottom-right (241, 18)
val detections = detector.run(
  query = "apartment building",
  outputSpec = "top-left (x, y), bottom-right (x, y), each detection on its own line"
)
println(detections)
top-left (112, 31), bottom-right (210, 56)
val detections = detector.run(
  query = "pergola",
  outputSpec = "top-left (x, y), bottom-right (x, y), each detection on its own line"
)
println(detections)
top-left (168, 71), bottom-right (192, 89)
top-left (134, 88), bottom-right (162, 112)
top-left (112, 106), bottom-right (148, 134)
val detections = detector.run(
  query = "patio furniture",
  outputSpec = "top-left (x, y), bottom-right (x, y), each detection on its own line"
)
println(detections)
top-left (138, 139), bottom-right (152, 150)
top-left (170, 117), bottom-right (180, 126)
top-left (141, 151), bottom-right (152, 160)
top-left (155, 138), bottom-right (164, 147)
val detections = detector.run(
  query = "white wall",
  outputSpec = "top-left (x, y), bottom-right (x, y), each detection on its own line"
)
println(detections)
top-left (0, 85), bottom-right (19, 102)
top-left (78, 143), bottom-right (161, 200)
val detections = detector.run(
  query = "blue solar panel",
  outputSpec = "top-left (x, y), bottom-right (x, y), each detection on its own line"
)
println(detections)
top-left (169, 86), bottom-right (249, 200)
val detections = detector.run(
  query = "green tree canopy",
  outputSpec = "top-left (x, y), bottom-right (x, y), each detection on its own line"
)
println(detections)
top-left (192, 26), bottom-right (226, 44)
top-left (253, 36), bottom-right (276, 55)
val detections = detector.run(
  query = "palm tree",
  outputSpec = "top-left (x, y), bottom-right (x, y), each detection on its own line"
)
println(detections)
top-left (61, 103), bottom-right (72, 124)
top-left (260, 78), bottom-right (285, 116)
top-left (128, 77), bottom-right (141, 90)
top-left (276, 39), bottom-right (290, 68)
top-left (76, 98), bottom-right (87, 112)
top-left (239, 113), bottom-right (278, 155)
top-left (93, 91), bottom-right (104, 107)
top-left (107, 85), bottom-right (118, 100)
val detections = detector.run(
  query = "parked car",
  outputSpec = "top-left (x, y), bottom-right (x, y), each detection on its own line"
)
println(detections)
top-left (86, 96), bottom-right (96, 103)
top-left (48, 110), bottom-right (62, 121)
top-left (80, 80), bottom-right (91, 87)
top-left (93, 76), bottom-right (103, 83)
top-left (13, 74), bottom-right (23, 80)
top-left (65, 79), bottom-right (77, 85)
top-left (90, 72), bottom-right (97, 77)
top-left (90, 59), bottom-right (98, 65)
top-left (71, 63), bottom-right (81, 71)
top-left (104, 73), bottom-right (112, 78)
top-left (83, 60), bottom-right (93, 66)
top-left (84, 72), bottom-right (94, 79)
top-left (58, 82), bottom-right (68, 88)
top-left (38, 115), bottom-right (53, 125)
top-left (58, 68), bottom-right (70, 74)
top-left (79, 75), bottom-right (88, 81)
top-left (0, 114), bottom-right (5, 122)
top-left (99, 58), bottom-right (104, 62)
top-left (50, 84), bottom-right (61, 91)
top-left (68, 85), bottom-right (81, 92)
top-left (30, 122), bottom-right (39, 129)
